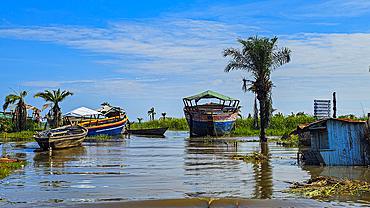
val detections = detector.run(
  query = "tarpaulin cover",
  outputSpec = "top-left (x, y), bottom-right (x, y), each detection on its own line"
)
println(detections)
top-left (63, 107), bottom-right (102, 117)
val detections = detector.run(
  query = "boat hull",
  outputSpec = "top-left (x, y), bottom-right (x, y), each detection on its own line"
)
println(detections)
top-left (35, 136), bottom-right (85, 150)
top-left (34, 125), bottom-right (88, 150)
top-left (185, 111), bottom-right (237, 136)
top-left (82, 117), bottom-right (128, 137)
top-left (127, 127), bottom-right (169, 135)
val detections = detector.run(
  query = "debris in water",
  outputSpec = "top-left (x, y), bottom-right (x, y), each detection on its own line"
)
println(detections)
top-left (228, 152), bottom-right (268, 163)
top-left (284, 176), bottom-right (370, 198)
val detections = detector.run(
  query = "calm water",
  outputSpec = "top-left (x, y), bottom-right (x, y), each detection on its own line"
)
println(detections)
top-left (1, 131), bottom-right (370, 207)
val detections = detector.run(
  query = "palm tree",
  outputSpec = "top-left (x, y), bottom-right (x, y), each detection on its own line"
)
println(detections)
top-left (137, 117), bottom-right (143, 129)
top-left (34, 89), bottom-right (74, 128)
top-left (161, 112), bottom-right (167, 121)
top-left (253, 96), bottom-right (259, 130)
top-left (147, 107), bottom-right (156, 121)
top-left (223, 36), bottom-right (291, 142)
top-left (3, 87), bottom-right (30, 132)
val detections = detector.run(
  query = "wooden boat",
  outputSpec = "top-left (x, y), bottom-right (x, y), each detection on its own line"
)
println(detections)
top-left (34, 125), bottom-right (88, 150)
top-left (63, 106), bottom-right (128, 137)
top-left (183, 90), bottom-right (240, 137)
top-left (127, 127), bottom-right (169, 135)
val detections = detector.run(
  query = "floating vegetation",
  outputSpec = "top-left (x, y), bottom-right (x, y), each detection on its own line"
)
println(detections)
top-left (88, 134), bottom-right (112, 140)
top-left (228, 152), bottom-right (268, 163)
top-left (274, 135), bottom-right (299, 147)
top-left (0, 159), bottom-right (28, 179)
top-left (284, 176), bottom-right (370, 198)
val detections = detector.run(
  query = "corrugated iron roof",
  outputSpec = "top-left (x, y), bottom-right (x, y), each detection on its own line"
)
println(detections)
top-left (303, 118), bottom-right (364, 128)
top-left (290, 118), bottom-right (365, 135)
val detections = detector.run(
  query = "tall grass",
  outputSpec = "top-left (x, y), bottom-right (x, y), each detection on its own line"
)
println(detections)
top-left (232, 114), bottom-right (316, 138)
top-left (130, 118), bottom-right (189, 131)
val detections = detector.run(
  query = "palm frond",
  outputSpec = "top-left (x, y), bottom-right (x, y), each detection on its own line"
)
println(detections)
top-left (3, 94), bottom-right (20, 111)
top-left (42, 103), bottom-right (53, 111)
top-left (57, 90), bottom-right (74, 102)
top-left (10, 87), bottom-right (18, 96)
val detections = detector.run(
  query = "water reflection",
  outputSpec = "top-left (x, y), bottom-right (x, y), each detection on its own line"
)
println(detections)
top-left (126, 134), bottom-right (166, 139)
top-left (183, 140), bottom-right (241, 198)
top-left (252, 142), bottom-right (273, 199)
top-left (185, 141), bottom-right (237, 155)
top-left (2, 132), bottom-right (370, 206)
top-left (33, 146), bottom-right (87, 169)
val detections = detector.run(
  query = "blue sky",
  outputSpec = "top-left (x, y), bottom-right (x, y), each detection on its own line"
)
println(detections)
top-left (1, 0), bottom-right (370, 121)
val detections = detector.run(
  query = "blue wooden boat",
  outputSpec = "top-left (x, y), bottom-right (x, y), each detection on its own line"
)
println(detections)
top-left (64, 106), bottom-right (128, 137)
top-left (81, 115), bottom-right (128, 137)
top-left (183, 90), bottom-right (240, 137)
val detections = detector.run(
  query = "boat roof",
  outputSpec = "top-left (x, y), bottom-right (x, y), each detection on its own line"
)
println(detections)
top-left (183, 90), bottom-right (239, 102)
top-left (63, 107), bottom-right (102, 117)
top-left (96, 105), bottom-right (126, 115)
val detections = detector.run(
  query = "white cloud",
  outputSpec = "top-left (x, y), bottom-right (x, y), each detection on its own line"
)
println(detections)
top-left (1, 15), bottom-right (370, 117)
top-left (23, 80), bottom-right (95, 88)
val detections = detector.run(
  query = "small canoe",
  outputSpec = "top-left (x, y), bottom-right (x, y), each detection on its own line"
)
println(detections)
top-left (34, 125), bottom-right (88, 150)
top-left (127, 127), bottom-right (169, 135)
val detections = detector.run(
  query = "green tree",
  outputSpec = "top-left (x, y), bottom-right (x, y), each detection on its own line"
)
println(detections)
top-left (3, 87), bottom-right (30, 132)
top-left (223, 36), bottom-right (291, 142)
top-left (147, 107), bottom-right (156, 121)
top-left (161, 112), bottom-right (167, 121)
top-left (34, 89), bottom-right (74, 128)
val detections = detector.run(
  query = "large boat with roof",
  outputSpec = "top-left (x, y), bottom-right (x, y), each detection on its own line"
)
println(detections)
top-left (63, 106), bottom-right (128, 137)
top-left (183, 90), bottom-right (240, 137)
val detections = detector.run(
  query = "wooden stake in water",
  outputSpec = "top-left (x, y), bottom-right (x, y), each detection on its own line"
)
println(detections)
top-left (48, 135), bottom-right (52, 155)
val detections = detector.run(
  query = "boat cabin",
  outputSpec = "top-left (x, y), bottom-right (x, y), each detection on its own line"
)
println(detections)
top-left (182, 90), bottom-right (240, 136)
top-left (183, 90), bottom-right (240, 115)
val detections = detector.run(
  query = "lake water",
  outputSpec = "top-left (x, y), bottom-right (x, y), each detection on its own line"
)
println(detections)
top-left (1, 131), bottom-right (370, 207)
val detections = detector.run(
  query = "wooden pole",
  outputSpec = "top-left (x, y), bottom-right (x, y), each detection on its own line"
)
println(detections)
top-left (333, 92), bottom-right (337, 118)
top-left (297, 152), bottom-right (300, 164)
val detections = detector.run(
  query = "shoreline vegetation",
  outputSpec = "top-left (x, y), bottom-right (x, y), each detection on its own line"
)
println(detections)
top-left (1, 113), bottom-right (365, 140)
top-left (0, 160), bottom-right (28, 179)
top-left (130, 113), bottom-right (318, 138)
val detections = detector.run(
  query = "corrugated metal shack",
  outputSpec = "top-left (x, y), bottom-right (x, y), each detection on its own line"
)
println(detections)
top-left (298, 118), bottom-right (370, 166)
